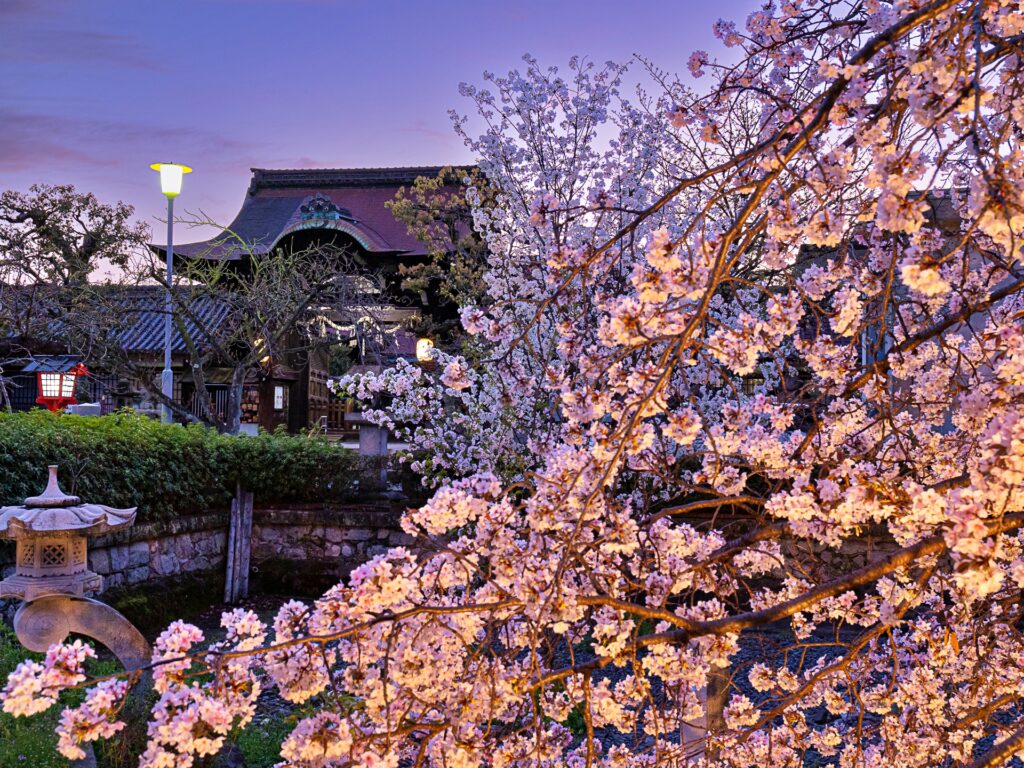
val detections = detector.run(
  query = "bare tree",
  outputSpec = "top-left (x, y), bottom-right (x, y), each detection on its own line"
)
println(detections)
top-left (73, 220), bottom-right (395, 433)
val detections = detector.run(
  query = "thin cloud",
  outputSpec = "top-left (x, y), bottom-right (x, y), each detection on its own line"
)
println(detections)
top-left (0, 112), bottom-right (110, 172)
top-left (397, 119), bottom-right (457, 144)
top-left (0, 28), bottom-right (163, 71)
top-left (0, 108), bottom-right (260, 174)
top-left (0, 0), bottom-right (47, 19)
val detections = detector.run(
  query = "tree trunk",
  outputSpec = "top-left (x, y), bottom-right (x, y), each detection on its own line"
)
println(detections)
top-left (189, 361), bottom-right (219, 428)
top-left (224, 366), bottom-right (246, 435)
top-left (0, 369), bottom-right (11, 413)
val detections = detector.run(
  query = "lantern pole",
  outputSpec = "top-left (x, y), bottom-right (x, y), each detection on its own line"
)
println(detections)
top-left (151, 163), bottom-right (191, 424)
top-left (161, 194), bottom-right (174, 424)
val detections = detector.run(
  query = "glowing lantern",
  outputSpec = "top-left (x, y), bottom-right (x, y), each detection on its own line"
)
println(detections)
top-left (25, 358), bottom-right (88, 413)
top-left (149, 162), bottom-right (192, 198)
top-left (416, 338), bottom-right (435, 362)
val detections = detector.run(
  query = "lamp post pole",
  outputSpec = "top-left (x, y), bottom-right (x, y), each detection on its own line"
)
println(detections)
top-left (150, 163), bottom-right (191, 425)
top-left (162, 195), bottom-right (174, 424)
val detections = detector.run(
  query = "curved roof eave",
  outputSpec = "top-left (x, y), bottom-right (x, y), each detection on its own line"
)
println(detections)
top-left (270, 219), bottom-right (396, 253)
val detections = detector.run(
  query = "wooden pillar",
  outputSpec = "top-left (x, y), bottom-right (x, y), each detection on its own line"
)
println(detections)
top-left (224, 483), bottom-right (254, 604)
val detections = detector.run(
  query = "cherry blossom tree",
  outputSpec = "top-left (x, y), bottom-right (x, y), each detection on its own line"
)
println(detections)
top-left (6, 2), bottom-right (1024, 767)
top-left (337, 55), bottom-right (679, 485)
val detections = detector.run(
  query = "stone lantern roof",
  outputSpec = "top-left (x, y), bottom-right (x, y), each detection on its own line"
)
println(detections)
top-left (0, 466), bottom-right (136, 539)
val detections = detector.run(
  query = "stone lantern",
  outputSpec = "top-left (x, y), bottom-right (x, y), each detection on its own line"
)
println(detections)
top-left (0, 465), bottom-right (136, 601)
top-left (0, 466), bottom-right (147, 767)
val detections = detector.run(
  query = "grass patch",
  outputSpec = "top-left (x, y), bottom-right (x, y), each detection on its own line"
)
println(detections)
top-left (235, 715), bottom-right (295, 767)
top-left (0, 597), bottom-right (309, 767)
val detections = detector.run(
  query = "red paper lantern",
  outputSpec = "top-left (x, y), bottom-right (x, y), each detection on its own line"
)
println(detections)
top-left (35, 362), bottom-right (88, 413)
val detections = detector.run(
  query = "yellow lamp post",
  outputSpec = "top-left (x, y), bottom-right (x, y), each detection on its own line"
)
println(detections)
top-left (150, 163), bottom-right (192, 423)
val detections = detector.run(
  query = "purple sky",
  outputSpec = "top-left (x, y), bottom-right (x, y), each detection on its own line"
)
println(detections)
top-left (1, 0), bottom-right (758, 244)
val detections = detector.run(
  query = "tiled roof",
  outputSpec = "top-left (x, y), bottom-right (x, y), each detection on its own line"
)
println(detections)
top-left (21, 355), bottom-right (82, 373)
top-left (0, 285), bottom-right (230, 356)
top-left (157, 165), bottom-right (473, 262)
top-left (248, 166), bottom-right (463, 191)
top-left (107, 286), bottom-right (230, 354)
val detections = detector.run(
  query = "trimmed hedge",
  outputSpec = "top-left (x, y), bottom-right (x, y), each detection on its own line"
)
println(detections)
top-left (0, 410), bottom-right (377, 521)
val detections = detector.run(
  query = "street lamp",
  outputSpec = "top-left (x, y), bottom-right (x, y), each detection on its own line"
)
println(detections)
top-left (150, 162), bottom-right (192, 423)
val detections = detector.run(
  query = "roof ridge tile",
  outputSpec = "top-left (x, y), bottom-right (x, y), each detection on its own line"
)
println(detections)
top-left (248, 165), bottom-right (474, 192)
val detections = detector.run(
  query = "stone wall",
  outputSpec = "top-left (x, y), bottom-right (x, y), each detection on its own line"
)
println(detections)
top-left (91, 512), bottom-right (229, 589)
top-left (250, 505), bottom-right (411, 594)
top-left (0, 503), bottom-right (409, 596)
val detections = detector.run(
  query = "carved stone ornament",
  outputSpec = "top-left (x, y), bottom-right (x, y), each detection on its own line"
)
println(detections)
top-left (0, 466), bottom-right (136, 600)
top-left (1, 466), bottom-right (148, 768)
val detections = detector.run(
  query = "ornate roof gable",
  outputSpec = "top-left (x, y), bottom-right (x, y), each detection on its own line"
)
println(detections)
top-left (299, 193), bottom-right (355, 222)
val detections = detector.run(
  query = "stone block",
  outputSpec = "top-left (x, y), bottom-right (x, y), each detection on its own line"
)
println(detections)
top-left (272, 532), bottom-right (294, 550)
top-left (109, 545), bottom-right (129, 572)
top-left (126, 566), bottom-right (150, 584)
top-left (325, 543), bottom-right (341, 558)
top-left (200, 533), bottom-right (224, 555)
top-left (89, 548), bottom-right (112, 575)
top-left (341, 544), bottom-right (354, 558)
top-left (325, 527), bottom-right (345, 544)
top-left (367, 545), bottom-right (389, 558)
top-left (155, 553), bottom-right (178, 576)
top-left (174, 536), bottom-right (194, 561)
top-left (261, 528), bottom-right (282, 545)
top-left (376, 529), bottom-right (390, 540)
top-left (129, 542), bottom-right (150, 568)
top-left (388, 532), bottom-right (416, 547)
top-left (345, 529), bottom-right (374, 541)
top-left (104, 573), bottom-right (125, 589)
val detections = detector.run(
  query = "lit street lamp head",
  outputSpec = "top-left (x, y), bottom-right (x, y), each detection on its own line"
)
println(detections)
top-left (150, 162), bottom-right (192, 198)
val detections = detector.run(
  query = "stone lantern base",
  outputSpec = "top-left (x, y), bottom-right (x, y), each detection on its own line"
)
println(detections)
top-left (0, 571), bottom-right (104, 602)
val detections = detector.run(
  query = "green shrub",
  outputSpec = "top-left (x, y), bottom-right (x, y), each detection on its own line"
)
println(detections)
top-left (0, 411), bottom-right (376, 521)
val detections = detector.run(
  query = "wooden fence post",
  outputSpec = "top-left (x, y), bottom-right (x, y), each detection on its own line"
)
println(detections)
top-left (238, 486), bottom-right (253, 599)
top-left (224, 483), bottom-right (253, 604)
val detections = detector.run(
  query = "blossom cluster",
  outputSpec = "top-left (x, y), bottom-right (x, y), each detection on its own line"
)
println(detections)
top-left (7, 2), bottom-right (1024, 767)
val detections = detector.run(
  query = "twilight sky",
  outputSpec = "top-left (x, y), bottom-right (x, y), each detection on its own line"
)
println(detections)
top-left (1, 0), bottom-right (758, 244)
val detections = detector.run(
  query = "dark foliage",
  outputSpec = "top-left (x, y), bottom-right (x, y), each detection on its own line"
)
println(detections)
top-left (0, 411), bottom-right (378, 520)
